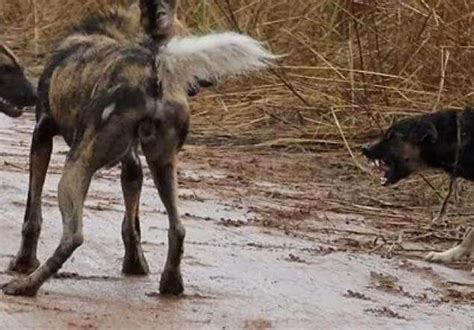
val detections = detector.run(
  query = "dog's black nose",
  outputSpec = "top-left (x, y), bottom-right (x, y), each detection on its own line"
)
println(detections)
top-left (361, 143), bottom-right (371, 156)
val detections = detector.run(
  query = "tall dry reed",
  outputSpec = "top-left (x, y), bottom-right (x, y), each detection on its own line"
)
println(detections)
top-left (1, 0), bottom-right (473, 151)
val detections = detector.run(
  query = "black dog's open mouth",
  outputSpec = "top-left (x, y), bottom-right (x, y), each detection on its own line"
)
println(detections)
top-left (369, 159), bottom-right (394, 186)
top-left (0, 96), bottom-right (24, 118)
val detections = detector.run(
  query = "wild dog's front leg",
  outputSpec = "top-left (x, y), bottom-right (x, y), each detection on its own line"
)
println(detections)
top-left (121, 148), bottom-right (149, 275)
top-left (9, 116), bottom-right (55, 274)
top-left (3, 160), bottom-right (92, 296)
top-left (425, 229), bottom-right (474, 265)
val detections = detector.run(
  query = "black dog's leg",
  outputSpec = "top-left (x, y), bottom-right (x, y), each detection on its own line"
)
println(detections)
top-left (432, 176), bottom-right (456, 225)
top-left (3, 157), bottom-right (92, 296)
top-left (9, 115), bottom-right (55, 274)
top-left (425, 229), bottom-right (473, 269)
top-left (121, 148), bottom-right (149, 275)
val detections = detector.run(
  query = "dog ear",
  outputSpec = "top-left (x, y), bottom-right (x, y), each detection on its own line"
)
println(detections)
top-left (409, 120), bottom-right (438, 144)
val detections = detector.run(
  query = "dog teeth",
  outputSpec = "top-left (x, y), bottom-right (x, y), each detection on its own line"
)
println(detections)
top-left (371, 160), bottom-right (384, 170)
top-left (0, 96), bottom-right (11, 106)
top-left (380, 176), bottom-right (387, 185)
top-left (370, 160), bottom-right (381, 168)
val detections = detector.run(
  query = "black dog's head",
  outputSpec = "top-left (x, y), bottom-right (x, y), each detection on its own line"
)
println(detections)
top-left (0, 45), bottom-right (37, 117)
top-left (362, 117), bottom-right (438, 186)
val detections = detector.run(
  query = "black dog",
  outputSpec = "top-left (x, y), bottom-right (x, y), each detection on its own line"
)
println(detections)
top-left (0, 44), bottom-right (37, 117)
top-left (363, 108), bottom-right (473, 271)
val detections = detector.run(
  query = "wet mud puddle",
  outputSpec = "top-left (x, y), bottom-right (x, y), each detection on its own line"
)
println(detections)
top-left (0, 114), bottom-right (472, 329)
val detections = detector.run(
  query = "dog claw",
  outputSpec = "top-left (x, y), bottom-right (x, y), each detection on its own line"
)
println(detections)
top-left (8, 257), bottom-right (40, 275)
top-left (425, 245), bottom-right (469, 263)
top-left (431, 215), bottom-right (447, 227)
top-left (159, 269), bottom-right (184, 296)
top-left (2, 279), bottom-right (39, 297)
top-left (424, 252), bottom-right (439, 262)
top-left (122, 252), bottom-right (150, 276)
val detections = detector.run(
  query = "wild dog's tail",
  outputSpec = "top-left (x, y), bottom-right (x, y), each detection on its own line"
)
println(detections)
top-left (156, 32), bottom-right (278, 93)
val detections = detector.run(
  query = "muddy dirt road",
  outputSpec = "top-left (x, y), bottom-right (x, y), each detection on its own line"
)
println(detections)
top-left (0, 113), bottom-right (473, 329)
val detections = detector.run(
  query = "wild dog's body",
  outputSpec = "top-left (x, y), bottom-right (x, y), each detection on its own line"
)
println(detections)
top-left (44, 35), bottom-right (156, 143)
top-left (3, 0), bottom-right (275, 297)
top-left (5, 9), bottom-right (171, 294)
top-left (0, 44), bottom-right (37, 117)
top-left (363, 108), bottom-right (474, 271)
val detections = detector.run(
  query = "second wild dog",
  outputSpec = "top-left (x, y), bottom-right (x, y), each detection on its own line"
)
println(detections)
top-left (0, 44), bottom-right (37, 117)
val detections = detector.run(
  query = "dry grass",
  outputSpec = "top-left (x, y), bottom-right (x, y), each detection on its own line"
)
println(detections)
top-left (1, 0), bottom-right (474, 150)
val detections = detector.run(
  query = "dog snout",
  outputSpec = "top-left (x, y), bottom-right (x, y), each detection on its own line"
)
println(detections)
top-left (361, 143), bottom-right (372, 156)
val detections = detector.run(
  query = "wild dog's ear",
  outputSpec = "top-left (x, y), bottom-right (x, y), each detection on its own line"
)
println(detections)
top-left (409, 119), bottom-right (438, 144)
top-left (165, 0), bottom-right (178, 8)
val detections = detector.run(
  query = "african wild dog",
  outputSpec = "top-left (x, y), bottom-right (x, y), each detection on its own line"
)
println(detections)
top-left (0, 44), bottom-right (37, 117)
top-left (362, 108), bottom-right (473, 272)
top-left (1, 0), bottom-right (275, 297)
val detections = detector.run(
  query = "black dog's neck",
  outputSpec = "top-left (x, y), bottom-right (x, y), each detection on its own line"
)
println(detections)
top-left (421, 109), bottom-right (474, 179)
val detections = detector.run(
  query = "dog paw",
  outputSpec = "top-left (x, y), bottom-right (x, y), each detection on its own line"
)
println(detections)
top-left (2, 279), bottom-right (39, 297)
top-left (430, 215), bottom-right (446, 226)
top-left (425, 245), bottom-right (469, 263)
top-left (8, 257), bottom-right (40, 275)
top-left (122, 251), bottom-right (150, 276)
top-left (159, 269), bottom-right (184, 296)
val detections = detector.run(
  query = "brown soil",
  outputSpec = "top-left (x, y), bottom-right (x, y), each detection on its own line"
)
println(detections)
top-left (0, 113), bottom-right (472, 329)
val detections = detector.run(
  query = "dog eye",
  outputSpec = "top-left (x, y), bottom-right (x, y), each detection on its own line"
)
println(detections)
top-left (0, 65), bottom-right (13, 73)
top-left (387, 131), bottom-right (401, 141)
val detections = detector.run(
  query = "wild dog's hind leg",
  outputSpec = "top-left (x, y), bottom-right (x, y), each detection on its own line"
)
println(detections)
top-left (121, 148), bottom-right (149, 275)
top-left (3, 158), bottom-right (92, 296)
top-left (9, 115), bottom-right (56, 274)
top-left (148, 154), bottom-right (184, 295)
top-left (425, 229), bottom-right (473, 268)
top-left (140, 119), bottom-right (185, 295)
